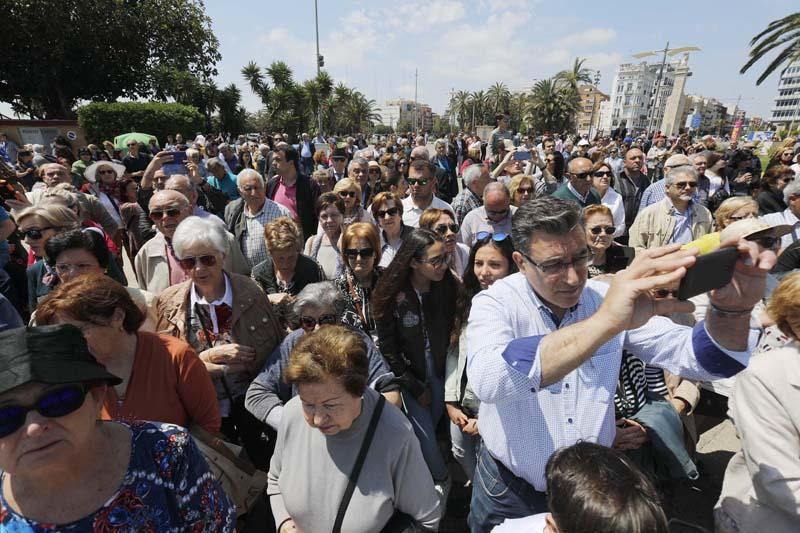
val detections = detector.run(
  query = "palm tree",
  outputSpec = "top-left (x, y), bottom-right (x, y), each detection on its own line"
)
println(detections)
top-left (740, 11), bottom-right (800, 85)
top-left (469, 90), bottom-right (488, 129)
top-left (448, 90), bottom-right (470, 130)
top-left (487, 82), bottom-right (511, 116)
top-left (556, 57), bottom-right (593, 92)
top-left (527, 78), bottom-right (577, 133)
top-left (509, 92), bottom-right (529, 133)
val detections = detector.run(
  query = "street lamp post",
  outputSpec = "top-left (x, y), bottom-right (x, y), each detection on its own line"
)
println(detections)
top-left (314, 0), bottom-right (323, 137)
top-left (588, 70), bottom-right (601, 139)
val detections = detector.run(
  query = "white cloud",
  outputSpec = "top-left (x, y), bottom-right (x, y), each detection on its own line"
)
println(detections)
top-left (556, 28), bottom-right (617, 48)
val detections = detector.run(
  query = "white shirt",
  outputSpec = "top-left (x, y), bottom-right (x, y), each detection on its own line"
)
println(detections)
top-left (761, 208), bottom-right (800, 249)
top-left (466, 273), bottom-right (752, 490)
top-left (599, 187), bottom-right (626, 238)
top-left (401, 195), bottom-right (455, 228)
top-left (460, 205), bottom-right (517, 248)
top-left (492, 513), bottom-right (548, 532)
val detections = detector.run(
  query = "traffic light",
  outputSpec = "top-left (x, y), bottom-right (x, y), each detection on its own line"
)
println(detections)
top-left (318, 55), bottom-right (324, 68)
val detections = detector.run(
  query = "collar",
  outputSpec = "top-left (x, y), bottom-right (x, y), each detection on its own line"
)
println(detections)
top-left (784, 208), bottom-right (800, 225)
top-left (466, 187), bottom-right (483, 204)
top-left (190, 272), bottom-right (233, 308)
top-left (566, 182), bottom-right (591, 202)
top-left (244, 199), bottom-right (267, 217)
top-left (663, 196), bottom-right (692, 214)
top-left (526, 279), bottom-right (580, 326)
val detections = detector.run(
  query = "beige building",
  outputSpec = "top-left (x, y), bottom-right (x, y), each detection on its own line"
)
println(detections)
top-left (577, 85), bottom-right (609, 137)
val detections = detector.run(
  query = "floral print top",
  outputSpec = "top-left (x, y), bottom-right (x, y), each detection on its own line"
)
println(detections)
top-left (0, 421), bottom-right (235, 532)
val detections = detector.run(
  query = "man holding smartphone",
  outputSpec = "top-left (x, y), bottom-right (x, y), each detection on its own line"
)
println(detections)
top-left (466, 197), bottom-right (776, 532)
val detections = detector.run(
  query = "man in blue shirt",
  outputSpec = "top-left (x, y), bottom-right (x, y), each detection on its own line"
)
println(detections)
top-left (206, 157), bottom-right (240, 201)
top-left (466, 197), bottom-right (776, 532)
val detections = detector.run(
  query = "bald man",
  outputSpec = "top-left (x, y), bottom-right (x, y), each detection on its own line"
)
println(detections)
top-left (460, 182), bottom-right (517, 247)
top-left (134, 190), bottom-right (249, 294)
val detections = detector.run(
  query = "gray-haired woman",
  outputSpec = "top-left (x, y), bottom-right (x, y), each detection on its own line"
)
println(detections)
top-left (155, 216), bottom-right (284, 466)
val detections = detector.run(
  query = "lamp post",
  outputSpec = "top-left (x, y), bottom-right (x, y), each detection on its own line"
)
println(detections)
top-left (314, 0), bottom-right (323, 137)
top-left (588, 70), bottom-right (601, 139)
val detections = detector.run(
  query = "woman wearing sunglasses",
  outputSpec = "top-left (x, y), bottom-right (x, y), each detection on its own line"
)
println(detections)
top-left (507, 174), bottom-right (537, 208)
top-left (582, 204), bottom-right (633, 278)
top-left (153, 216), bottom-right (284, 466)
top-left (332, 178), bottom-right (370, 228)
top-left (333, 223), bottom-right (382, 339)
top-left (371, 191), bottom-right (411, 267)
top-left (445, 232), bottom-right (517, 482)
top-left (590, 160), bottom-right (626, 238)
top-left (372, 228), bottom-right (465, 506)
top-left (0, 324), bottom-right (234, 531)
top-left (419, 207), bottom-right (470, 278)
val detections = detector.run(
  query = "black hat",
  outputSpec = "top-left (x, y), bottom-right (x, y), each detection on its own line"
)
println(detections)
top-left (0, 325), bottom-right (121, 395)
top-left (332, 147), bottom-right (347, 160)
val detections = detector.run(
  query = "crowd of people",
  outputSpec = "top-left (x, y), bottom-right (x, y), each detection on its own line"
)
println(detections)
top-left (0, 120), bottom-right (798, 532)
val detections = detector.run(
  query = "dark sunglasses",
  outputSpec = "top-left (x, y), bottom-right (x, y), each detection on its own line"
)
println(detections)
top-left (673, 181), bottom-right (698, 190)
top-left (748, 236), bottom-right (781, 249)
top-left (18, 227), bottom-right (53, 240)
top-left (338, 191), bottom-right (357, 198)
top-left (0, 384), bottom-right (88, 438)
top-left (300, 314), bottom-right (338, 329)
top-left (593, 171), bottom-right (613, 178)
top-left (376, 207), bottom-right (399, 218)
top-left (589, 226), bottom-right (615, 235)
top-left (126, 143), bottom-right (137, 147)
top-left (517, 186), bottom-right (534, 194)
top-left (149, 208), bottom-right (183, 220)
top-left (475, 231), bottom-right (509, 242)
top-left (570, 171), bottom-right (593, 180)
top-left (344, 247), bottom-right (375, 259)
top-left (652, 288), bottom-right (678, 299)
top-left (178, 255), bottom-right (218, 270)
top-left (434, 223), bottom-right (459, 235)
top-left (408, 178), bottom-right (429, 186)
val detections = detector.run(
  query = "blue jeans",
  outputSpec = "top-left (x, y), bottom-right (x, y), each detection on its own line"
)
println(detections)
top-left (301, 156), bottom-right (314, 176)
top-left (450, 421), bottom-right (479, 480)
top-left (401, 374), bottom-right (448, 482)
top-left (468, 445), bottom-right (548, 533)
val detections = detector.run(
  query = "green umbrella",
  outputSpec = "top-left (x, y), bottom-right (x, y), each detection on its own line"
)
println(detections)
top-left (114, 132), bottom-right (158, 154)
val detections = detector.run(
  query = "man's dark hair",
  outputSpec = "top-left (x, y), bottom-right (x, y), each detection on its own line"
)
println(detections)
top-left (511, 197), bottom-right (581, 254)
top-left (495, 113), bottom-right (507, 125)
top-left (409, 159), bottom-right (435, 178)
top-left (546, 442), bottom-right (669, 533)
top-left (275, 144), bottom-right (301, 174)
top-left (45, 228), bottom-right (110, 269)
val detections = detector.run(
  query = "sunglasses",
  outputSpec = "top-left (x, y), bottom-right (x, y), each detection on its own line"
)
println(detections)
top-left (0, 384), bottom-right (88, 438)
top-left (126, 143), bottom-right (137, 147)
top-left (748, 236), bottom-right (781, 249)
top-left (369, 168), bottom-right (381, 174)
top-left (673, 181), bottom-right (698, 190)
top-left (300, 314), bottom-right (338, 330)
top-left (652, 288), bottom-right (678, 299)
top-left (338, 191), bottom-right (357, 198)
top-left (517, 186), bottom-right (534, 194)
top-left (434, 223), bottom-right (459, 235)
top-left (570, 171), bottom-right (592, 180)
top-left (593, 171), bottom-right (613, 178)
top-left (417, 254), bottom-right (447, 268)
top-left (344, 247), bottom-right (375, 259)
top-left (589, 226), bottom-right (615, 235)
top-left (476, 231), bottom-right (509, 242)
top-left (376, 207), bottom-right (399, 218)
top-left (149, 208), bottom-right (183, 220)
top-left (18, 227), bottom-right (52, 240)
top-left (178, 255), bottom-right (218, 270)
top-left (408, 178), bottom-right (429, 186)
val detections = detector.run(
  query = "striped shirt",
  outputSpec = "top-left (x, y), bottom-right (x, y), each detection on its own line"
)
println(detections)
top-left (241, 199), bottom-right (292, 267)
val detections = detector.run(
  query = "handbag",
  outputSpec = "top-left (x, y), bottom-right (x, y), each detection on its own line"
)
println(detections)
top-left (333, 395), bottom-right (416, 533)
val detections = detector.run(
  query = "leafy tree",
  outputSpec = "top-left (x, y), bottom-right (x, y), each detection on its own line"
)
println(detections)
top-left (527, 78), bottom-right (577, 133)
top-left (487, 82), bottom-right (511, 116)
top-left (555, 58), bottom-right (594, 93)
top-left (77, 102), bottom-right (204, 144)
top-left (1, 0), bottom-right (220, 119)
top-left (448, 90), bottom-right (471, 130)
top-left (215, 84), bottom-right (249, 135)
top-left (740, 12), bottom-right (800, 85)
top-left (469, 90), bottom-right (488, 128)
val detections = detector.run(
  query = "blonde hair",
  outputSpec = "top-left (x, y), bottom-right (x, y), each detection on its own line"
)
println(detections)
top-left (264, 216), bottom-right (302, 252)
top-left (333, 177), bottom-right (362, 197)
top-left (507, 174), bottom-right (534, 205)
top-left (767, 272), bottom-right (800, 340)
top-left (714, 197), bottom-right (758, 230)
top-left (15, 204), bottom-right (80, 231)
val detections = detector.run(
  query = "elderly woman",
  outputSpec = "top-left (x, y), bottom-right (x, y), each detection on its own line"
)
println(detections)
top-left (304, 192), bottom-right (345, 279)
top-left (459, 142), bottom-right (482, 175)
top-left (267, 326), bottom-right (440, 533)
top-left (419, 207), bottom-right (470, 278)
top-left (332, 177), bottom-right (370, 227)
top-left (154, 216), bottom-right (283, 462)
top-left (583, 204), bottom-right (634, 277)
top-left (371, 191), bottom-right (411, 267)
top-left (35, 275), bottom-right (220, 433)
top-left (372, 228), bottom-right (464, 502)
top-left (311, 168), bottom-right (333, 193)
top-left (245, 281), bottom-right (399, 434)
top-left (83, 160), bottom-right (125, 228)
top-left (507, 174), bottom-right (537, 208)
top-left (333, 222), bottom-right (383, 338)
top-left (591, 160), bottom-right (626, 238)
top-left (758, 165), bottom-right (795, 215)
top-left (16, 204), bottom-right (80, 311)
top-left (714, 196), bottom-right (759, 230)
top-left (0, 325), bottom-right (234, 530)
top-left (43, 229), bottom-right (158, 331)
top-left (715, 272), bottom-right (800, 532)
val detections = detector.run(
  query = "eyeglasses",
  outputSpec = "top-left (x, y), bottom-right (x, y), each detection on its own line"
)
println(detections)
top-left (368, 168), bottom-right (381, 174)
top-left (338, 191), bottom-right (357, 198)
top-left (55, 263), bottom-right (97, 275)
top-left (652, 288), bottom-right (678, 299)
top-left (589, 226), bottom-right (615, 235)
top-left (178, 255), bottom-right (218, 270)
top-left (518, 250), bottom-right (592, 276)
top-left (434, 223), bottom-right (459, 235)
top-left (126, 143), bottom-right (137, 147)
top-left (728, 212), bottom-right (757, 222)
top-left (417, 254), bottom-right (447, 268)
top-left (407, 178), bottom-right (429, 186)
top-left (748, 236), bottom-right (781, 250)
top-left (517, 186), bottom-right (534, 195)
top-left (149, 208), bottom-right (183, 220)
top-left (0, 384), bottom-right (88, 438)
top-left (486, 208), bottom-right (510, 218)
top-left (18, 227), bottom-right (52, 240)
top-left (476, 231), bottom-right (509, 242)
top-left (593, 171), bottom-right (613, 178)
top-left (344, 247), bottom-right (375, 259)
top-left (376, 207), bottom-right (399, 218)
top-left (570, 171), bottom-right (593, 180)
top-left (300, 314), bottom-right (338, 330)
top-left (672, 181), bottom-right (697, 190)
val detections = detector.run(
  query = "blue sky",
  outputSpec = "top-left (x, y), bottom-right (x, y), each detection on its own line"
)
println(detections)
top-left (204, 0), bottom-right (797, 121)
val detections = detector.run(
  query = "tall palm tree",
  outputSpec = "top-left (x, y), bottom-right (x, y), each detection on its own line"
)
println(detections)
top-left (555, 57), bottom-right (593, 92)
top-left (527, 78), bottom-right (576, 133)
top-left (448, 90), bottom-right (470, 130)
top-left (487, 82), bottom-right (511, 116)
top-left (469, 90), bottom-right (487, 129)
top-left (740, 12), bottom-right (800, 85)
top-left (509, 92), bottom-right (529, 133)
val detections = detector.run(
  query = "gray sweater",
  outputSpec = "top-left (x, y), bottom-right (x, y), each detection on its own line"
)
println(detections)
top-left (268, 388), bottom-right (441, 532)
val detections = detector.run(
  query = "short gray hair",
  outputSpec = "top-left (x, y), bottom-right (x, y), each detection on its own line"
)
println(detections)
top-left (206, 157), bottom-right (223, 171)
top-left (186, 148), bottom-right (200, 160)
top-left (664, 165), bottom-right (698, 187)
top-left (462, 163), bottom-right (486, 188)
top-left (237, 168), bottom-right (263, 186)
top-left (292, 281), bottom-right (346, 317)
top-left (688, 153), bottom-right (706, 163)
top-left (171, 216), bottom-right (229, 259)
top-left (784, 179), bottom-right (800, 203)
top-left (410, 146), bottom-right (430, 161)
top-left (348, 157), bottom-right (368, 172)
top-left (511, 197), bottom-right (581, 254)
top-left (434, 139), bottom-right (446, 149)
top-left (483, 181), bottom-right (510, 201)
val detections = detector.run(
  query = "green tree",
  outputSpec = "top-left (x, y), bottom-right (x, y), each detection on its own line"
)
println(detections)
top-left (448, 90), bottom-right (471, 130)
top-left (556, 58), bottom-right (594, 93)
top-left (469, 90), bottom-right (488, 128)
top-left (740, 12), bottom-right (800, 85)
top-left (487, 82), bottom-right (511, 116)
top-left (1, 0), bottom-right (220, 119)
top-left (215, 84), bottom-right (248, 135)
top-left (527, 78), bottom-right (577, 133)
top-left (509, 92), bottom-right (529, 133)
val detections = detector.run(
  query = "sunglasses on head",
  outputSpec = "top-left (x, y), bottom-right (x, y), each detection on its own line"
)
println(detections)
top-left (589, 226), bottom-right (615, 235)
top-left (344, 247), bottom-right (374, 259)
top-left (300, 314), bottom-right (337, 330)
top-left (338, 191), bottom-right (357, 198)
top-left (0, 384), bottom-right (89, 438)
top-left (408, 178), bottom-right (429, 186)
top-left (475, 231), bottom-right (509, 242)
top-left (376, 207), bottom-right (399, 218)
top-left (178, 255), bottom-right (217, 270)
top-left (18, 227), bottom-right (52, 240)
top-left (434, 223), bottom-right (459, 235)
top-left (149, 208), bottom-right (183, 220)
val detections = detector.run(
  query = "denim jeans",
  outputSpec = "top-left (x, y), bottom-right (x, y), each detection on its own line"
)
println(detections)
top-left (450, 421), bottom-right (479, 480)
top-left (401, 373), bottom-right (448, 482)
top-left (468, 445), bottom-right (548, 533)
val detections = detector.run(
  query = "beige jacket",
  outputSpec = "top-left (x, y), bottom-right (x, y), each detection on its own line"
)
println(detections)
top-left (628, 197), bottom-right (712, 251)
top-left (134, 231), bottom-right (250, 295)
top-left (715, 344), bottom-right (800, 532)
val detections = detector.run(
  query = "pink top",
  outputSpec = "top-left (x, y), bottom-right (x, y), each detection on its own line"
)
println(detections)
top-left (272, 178), bottom-right (299, 220)
top-left (167, 241), bottom-right (188, 286)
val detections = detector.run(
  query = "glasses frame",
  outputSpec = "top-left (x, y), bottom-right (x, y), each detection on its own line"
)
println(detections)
top-left (518, 249), bottom-right (592, 276)
top-left (0, 384), bottom-right (88, 438)
top-left (178, 255), bottom-right (218, 270)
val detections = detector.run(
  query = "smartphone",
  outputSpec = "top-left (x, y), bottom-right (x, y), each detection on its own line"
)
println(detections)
top-left (162, 163), bottom-right (185, 176)
top-left (171, 151), bottom-right (187, 165)
top-left (677, 247), bottom-right (738, 300)
top-left (514, 150), bottom-right (531, 161)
